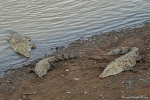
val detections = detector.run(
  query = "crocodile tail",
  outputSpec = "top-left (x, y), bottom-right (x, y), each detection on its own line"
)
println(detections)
top-left (103, 47), bottom-right (131, 55)
top-left (63, 53), bottom-right (77, 60)
top-left (47, 57), bottom-right (58, 63)
top-left (55, 53), bottom-right (77, 61)
top-left (47, 53), bottom-right (77, 64)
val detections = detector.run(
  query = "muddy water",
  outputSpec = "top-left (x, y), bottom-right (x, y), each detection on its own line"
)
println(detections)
top-left (0, 0), bottom-right (150, 76)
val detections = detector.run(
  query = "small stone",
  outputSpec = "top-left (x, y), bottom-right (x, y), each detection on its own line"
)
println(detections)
top-left (106, 32), bottom-right (109, 35)
top-left (73, 78), bottom-right (80, 80)
top-left (65, 69), bottom-right (69, 72)
top-left (67, 92), bottom-right (71, 94)
top-left (19, 66), bottom-right (22, 68)
top-left (23, 95), bottom-right (26, 98)
top-left (61, 74), bottom-right (64, 77)
top-left (84, 91), bottom-right (88, 94)
top-left (63, 54), bottom-right (69, 60)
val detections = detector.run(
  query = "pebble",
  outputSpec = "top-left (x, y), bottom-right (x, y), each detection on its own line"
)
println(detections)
top-left (67, 92), bottom-right (71, 94)
top-left (99, 95), bottom-right (104, 99)
top-left (105, 32), bottom-right (109, 35)
top-left (23, 95), bottom-right (26, 98)
top-left (84, 91), bottom-right (88, 94)
top-left (65, 69), bottom-right (69, 72)
top-left (61, 74), bottom-right (64, 77)
top-left (73, 78), bottom-right (80, 80)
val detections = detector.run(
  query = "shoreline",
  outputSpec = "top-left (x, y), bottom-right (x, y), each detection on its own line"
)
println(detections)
top-left (1, 21), bottom-right (148, 77)
top-left (1, 22), bottom-right (150, 99)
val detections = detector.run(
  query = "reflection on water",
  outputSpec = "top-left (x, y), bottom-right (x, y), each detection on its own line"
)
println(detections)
top-left (0, 0), bottom-right (150, 76)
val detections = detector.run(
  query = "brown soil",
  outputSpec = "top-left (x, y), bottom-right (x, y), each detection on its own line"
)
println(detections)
top-left (0, 22), bottom-right (150, 100)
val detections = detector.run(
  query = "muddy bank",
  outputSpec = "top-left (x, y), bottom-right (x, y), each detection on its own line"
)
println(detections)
top-left (0, 22), bottom-right (150, 100)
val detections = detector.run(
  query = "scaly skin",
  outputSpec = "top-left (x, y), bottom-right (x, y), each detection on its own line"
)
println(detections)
top-left (99, 47), bottom-right (143, 78)
top-left (33, 53), bottom-right (77, 78)
top-left (103, 47), bottom-right (131, 55)
top-left (8, 31), bottom-right (35, 57)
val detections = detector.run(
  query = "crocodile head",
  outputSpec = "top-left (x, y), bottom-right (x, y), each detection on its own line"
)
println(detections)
top-left (99, 68), bottom-right (122, 78)
top-left (8, 32), bottom-right (35, 58)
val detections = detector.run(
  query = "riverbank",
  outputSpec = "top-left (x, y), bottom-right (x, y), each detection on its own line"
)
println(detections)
top-left (1, 22), bottom-right (150, 100)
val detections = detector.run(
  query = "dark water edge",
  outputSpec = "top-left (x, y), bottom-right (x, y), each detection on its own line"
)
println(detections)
top-left (1, 21), bottom-right (150, 78)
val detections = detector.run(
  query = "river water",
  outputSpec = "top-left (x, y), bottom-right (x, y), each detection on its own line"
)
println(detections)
top-left (0, 0), bottom-right (150, 76)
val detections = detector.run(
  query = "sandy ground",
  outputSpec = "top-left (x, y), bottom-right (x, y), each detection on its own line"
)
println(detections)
top-left (0, 22), bottom-right (150, 100)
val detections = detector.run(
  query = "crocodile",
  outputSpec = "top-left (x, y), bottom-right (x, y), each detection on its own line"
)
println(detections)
top-left (99, 47), bottom-right (144, 78)
top-left (32, 53), bottom-right (77, 78)
top-left (7, 31), bottom-right (35, 58)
